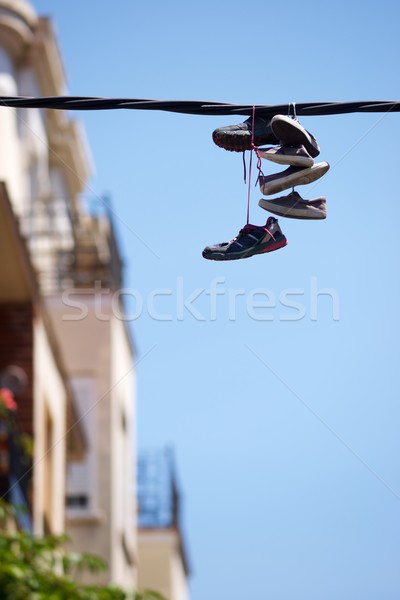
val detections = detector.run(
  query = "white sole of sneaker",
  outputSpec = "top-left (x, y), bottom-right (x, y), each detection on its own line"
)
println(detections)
top-left (260, 162), bottom-right (329, 196)
top-left (258, 198), bottom-right (326, 220)
top-left (258, 150), bottom-right (314, 168)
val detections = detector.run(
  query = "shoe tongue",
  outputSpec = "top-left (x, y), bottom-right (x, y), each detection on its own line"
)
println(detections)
top-left (265, 217), bottom-right (276, 227)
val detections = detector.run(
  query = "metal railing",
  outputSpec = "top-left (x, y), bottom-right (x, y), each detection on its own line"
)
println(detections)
top-left (137, 447), bottom-right (181, 529)
top-left (17, 195), bottom-right (124, 293)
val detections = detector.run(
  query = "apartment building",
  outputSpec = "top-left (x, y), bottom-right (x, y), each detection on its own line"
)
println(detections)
top-left (0, 0), bottom-right (137, 590)
top-left (0, 2), bottom-right (193, 597)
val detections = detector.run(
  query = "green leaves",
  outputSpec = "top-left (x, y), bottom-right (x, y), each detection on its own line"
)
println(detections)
top-left (0, 500), bottom-right (168, 600)
top-left (135, 592), bottom-right (168, 600)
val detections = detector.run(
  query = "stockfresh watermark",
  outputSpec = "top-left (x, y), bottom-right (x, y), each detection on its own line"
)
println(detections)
top-left (61, 276), bottom-right (340, 323)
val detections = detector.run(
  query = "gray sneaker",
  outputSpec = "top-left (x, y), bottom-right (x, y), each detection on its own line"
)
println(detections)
top-left (271, 115), bottom-right (320, 158)
top-left (259, 191), bottom-right (327, 220)
top-left (259, 162), bottom-right (330, 196)
top-left (258, 144), bottom-right (314, 167)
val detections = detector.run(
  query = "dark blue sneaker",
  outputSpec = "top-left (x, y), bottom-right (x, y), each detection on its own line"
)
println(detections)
top-left (202, 217), bottom-right (287, 261)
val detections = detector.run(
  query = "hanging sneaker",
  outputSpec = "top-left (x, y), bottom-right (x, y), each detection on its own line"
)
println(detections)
top-left (259, 191), bottom-right (327, 220)
top-left (212, 116), bottom-right (279, 152)
top-left (258, 144), bottom-right (314, 167)
top-left (271, 114), bottom-right (320, 158)
top-left (202, 217), bottom-right (287, 261)
top-left (259, 162), bottom-right (329, 196)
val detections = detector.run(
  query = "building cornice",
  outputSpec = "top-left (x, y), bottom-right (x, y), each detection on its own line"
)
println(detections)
top-left (0, 11), bottom-right (34, 61)
top-left (29, 17), bottom-right (65, 95)
top-left (0, 1), bottom-right (37, 28)
top-left (0, 6), bottom-right (92, 195)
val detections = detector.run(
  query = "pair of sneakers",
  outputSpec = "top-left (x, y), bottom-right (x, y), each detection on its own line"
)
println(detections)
top-left (203, 115), bottom-right (327, 261)
top-left (256, 115), bottom-right (328, 220)
top-left (213, 112), bottom-right (320, 156)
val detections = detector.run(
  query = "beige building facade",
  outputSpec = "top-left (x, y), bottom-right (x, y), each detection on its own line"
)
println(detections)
top-left (0, 181), bottom-right (85, 536)
top-left (0, 2), bottom-right (192, 597)
top-left (0, 0), bottom-right (137, 591)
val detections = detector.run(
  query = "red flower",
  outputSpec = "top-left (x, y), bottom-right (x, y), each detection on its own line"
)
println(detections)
top-left (0, 388), bottom-right (17, 412)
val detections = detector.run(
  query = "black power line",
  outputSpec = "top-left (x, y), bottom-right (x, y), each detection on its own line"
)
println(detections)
top-left (0, 96), bottom-right (399, 116)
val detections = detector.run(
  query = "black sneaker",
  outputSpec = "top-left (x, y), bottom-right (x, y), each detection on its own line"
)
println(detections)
top-left (212, 116), bottom-right (279, 152)
top-left (202, 217), bottom-right (287, 261)
top-left (271, 115), bottom-right (320, 158)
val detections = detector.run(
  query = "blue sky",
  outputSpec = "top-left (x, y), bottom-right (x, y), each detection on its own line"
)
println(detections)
top-left (33, 1), bottom-right (400, 599)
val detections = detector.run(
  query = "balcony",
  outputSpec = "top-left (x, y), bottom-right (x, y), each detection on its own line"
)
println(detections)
top-left (17, 195), bottom-right (124, 294)
top-left (137, 447), bottom-right (182, 529)
top-left (137, 448), bottom-right (191, 598)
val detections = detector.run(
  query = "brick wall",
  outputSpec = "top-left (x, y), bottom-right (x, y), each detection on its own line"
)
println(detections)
top-left (0, 303), bottom-right (34, 436)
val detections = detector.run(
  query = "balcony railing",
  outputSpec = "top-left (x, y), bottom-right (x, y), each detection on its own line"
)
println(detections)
top-left (137, 447), bottom-right (191, 575)
top-left (17, 195), bottom-right (124, 293)
top-left (137, 447), bottom-right (181, 529)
